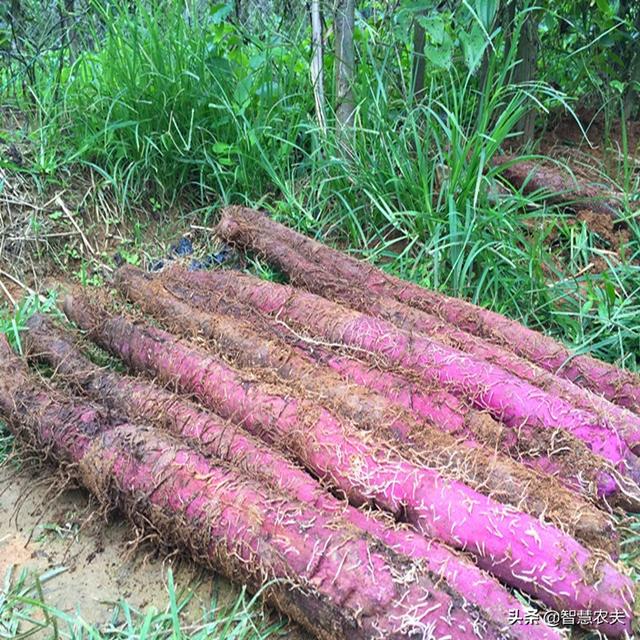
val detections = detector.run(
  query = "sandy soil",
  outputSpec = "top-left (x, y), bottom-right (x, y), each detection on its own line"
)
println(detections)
top-left (0, 459), bottom-right (303, 638)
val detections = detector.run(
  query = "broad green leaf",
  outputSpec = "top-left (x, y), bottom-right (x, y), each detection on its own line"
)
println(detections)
top-left (232, 76), bottom-right (252, 108)
top-left (249, 53), bottom-right (266, 71)
top-left (460, 24), bottom-right (487, 73)
top-left (418, 14), bottom-right (446, 45)
top-left (581, 299), bottom-right (594, 315)
top-left (211, 142), bottom-right (234, 154)
top-left (595, 0), bottom-right (613, 17)
top-left (424, 38), bottom-right (453, 69)
top-left (611, 80), bottom-right (625, 93)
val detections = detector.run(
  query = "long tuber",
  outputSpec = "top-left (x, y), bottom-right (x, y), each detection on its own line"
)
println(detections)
top-left (24, 313), bottom-right (557, 639)
top-left (0, 335), bottom-right (505, 640)
top-left (115, 264), bottom-right (619, 555)
top-left (61, 294), bottom-right (636, 635)
top-left (215, 206), bottom-right (640, 424)
top-left (166, 265), bottom-right (640, 504)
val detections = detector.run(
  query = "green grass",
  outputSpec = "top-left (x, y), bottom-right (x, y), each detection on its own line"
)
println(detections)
top-left (0, 292), bottom-right (62, 463)
top-left (0, 292), bottom-right (60, 353)
top-left (622, 515), bottom-right (640, 578)
top-left (0, 568), bottom-right (283, 640)
top-left (1, 567), bottom-right (68, 640)
top-left (19, 0), bottom-right (635, 370)
top-left (0, 423), bottom-right (12, 465)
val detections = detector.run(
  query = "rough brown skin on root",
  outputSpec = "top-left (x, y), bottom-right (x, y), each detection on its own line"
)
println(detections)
top-left (23, 313), bottom-right (317, 498)
top-left (212, 210), bottom-right (640, 506)
top-left (209, 211), bottom-right (640, 507)
top-left (215, 206), bottom-right (640, 425)
top-left (160, 269), bottom-right (631, 510)
top-left (57, 299), bottom-right (639, 636)
top-left (60, 295), bottom-right (640, 636)
top-left (160, 276), bottom-right (618, 514)
top-left (1, 337), bottom-right (506, 640)
top-left (115, 266), bottom-right (418, 434)
top-left (492, 155), bottom-right (623, 218)
top-left (223, 219), bottom-right (640, 459)
top-left (163, 265), bottom-right (640, 514)
top-left (117, 266), bottom-right (618, 558)
top-left (296, 341), bottom-right (630, 513)
top-left (165, 261), bottom-right (614, 490)
top-left (26, 315), bottom-right (564, 640)
top-left (214, 206), bottom-right (640, 463)
top-left (118, 267), bottom-right (493, 445)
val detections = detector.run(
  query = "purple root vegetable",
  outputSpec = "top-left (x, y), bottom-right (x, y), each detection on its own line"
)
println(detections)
top-left (214, 208), bottom-right (640, 456)
top-left (0, 335), bottom-right (507, 640)
top-left (24, 314), bottom-right (560, 640)
top-left (215, 206), bottom-right (640, 427)
top-left (113, 264), bottom-right (619, 557)
top-left (159, 271), bottom-right (622, 508)
top-left (62, 294), bottom-right (636, 636)
top-left (165, 265), bottom-right (640, 508)
top-left (295, 336), bottom-right (621, 500)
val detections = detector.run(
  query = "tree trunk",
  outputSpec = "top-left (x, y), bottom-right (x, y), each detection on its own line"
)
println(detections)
top-left (334, 0), bottom-right (355, 141)
top-left (310, 0), bottom-right (327, 134)
top-left (512, 6), bottom-right (540, 146)
top-left (411, 12), bottom-right (427, 102)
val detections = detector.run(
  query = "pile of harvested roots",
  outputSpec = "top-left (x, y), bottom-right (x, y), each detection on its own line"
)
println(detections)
top-left (1, 206), bottom-right (638, 640)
